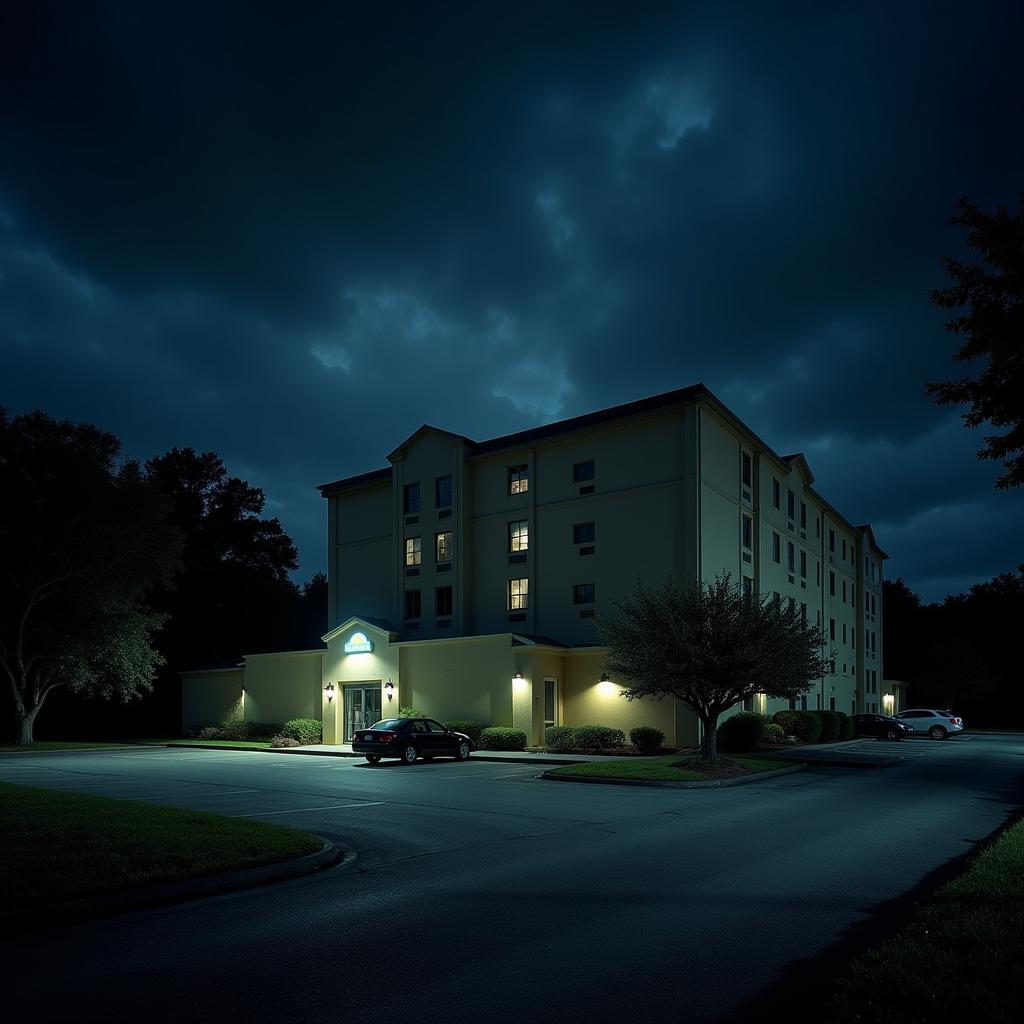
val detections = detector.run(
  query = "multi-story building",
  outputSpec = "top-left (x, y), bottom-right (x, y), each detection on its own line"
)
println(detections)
top-left (182, 383), bottom-right (889, 745)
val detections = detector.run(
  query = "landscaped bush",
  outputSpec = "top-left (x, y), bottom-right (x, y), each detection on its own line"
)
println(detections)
top-left (544, 726), bottom-right (575, 751)
top-left (479, 727), bottom-right (527, 751)
top-left (195, 726), bottom-right (224, 740)
top-left (717, 711), bottom-right (767, 753)
top-left (443, 720), bottom-right (486, 745)
top-left (772, 710), bottom-right (822, 744)
top-left (763, 722), bottom-right (785, 743)
top-left (399, 706), bottom-right (424, 717)
top-left (837, 712), bottom-right (855, 741)
top-left (270, 735), bottom-right (300, 748)
top-left (629, 726), bottom-right (665, 754)
top-left (217, 720), bottom-right (253, 740)
top-left (571, 725), bottom-right (626, 749)
top-left (281, 718), bottom-right (322, 745)
top-left (815, 710), bottom-right (842, 743)
top-left (249, 722), bottom-right (282, 738)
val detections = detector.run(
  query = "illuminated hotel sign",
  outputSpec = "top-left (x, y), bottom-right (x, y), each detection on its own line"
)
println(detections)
top-left (344, 632), bottom-right (374, 654)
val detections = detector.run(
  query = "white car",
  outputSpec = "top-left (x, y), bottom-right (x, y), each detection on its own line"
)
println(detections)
top-left (895, 708), bottom-right (965, 740)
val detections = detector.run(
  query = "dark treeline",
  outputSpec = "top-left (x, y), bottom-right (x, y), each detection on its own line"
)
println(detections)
top-left (884, 570), bottom-right (1024, 727)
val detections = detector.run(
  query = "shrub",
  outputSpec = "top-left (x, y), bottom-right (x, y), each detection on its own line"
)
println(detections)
top-left (629, 726), bottom-right (665, 754)
top-left (815, 710), bottom-right (841, 743)
top-left (195, 726), bottom-right (224, 740)
top-left (544, 726), bottom-right (575, 751)
top-left (399, 706), bottom-right (424, 717)
top-left (772, 710), bottom-right (822, 744)
top-left (571, 725), bottom-right (626, 749)
top-left (443, 720), bottom-right (485, 745)
top-left (717, 711), bottom-right (766, 753)
top-left (837, 712), bottom-right (855, 741)
top-left (217, 720), bottom-right (253, 740)
top-left (479, 727), bottom-right (527, 751)
top-left (763, 722), bottom-right (785, 743)
top-left (281, 718), bottom-right (322, 745)
top-left (249, 722), bottom-right (282, 739)
top-left (270, 735), bottom-right (300, 748)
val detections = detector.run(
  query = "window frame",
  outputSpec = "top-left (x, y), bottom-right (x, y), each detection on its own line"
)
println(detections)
top-left (405, 536), bottom-right (422, 567)
top-left (403, 482), bottom-right (421, 514)
top-left (508, 519), bottom-right (529, 553)
top-left (572, 459), bottom-right (595, 483)
top-left (507, 577), bottom-right (529, 611)
top-left (435, 530), bottom-right (453, 564)
top-left (572, 582), bottom-right (595, 605)
top-left (434, 475), bottom-right (453, 509)
top-left (508, 464), bottom-right (529, 495)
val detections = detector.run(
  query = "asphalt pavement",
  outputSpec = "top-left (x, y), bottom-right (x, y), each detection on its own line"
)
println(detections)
top-left (2, 733), bottom-right (1022, 1023)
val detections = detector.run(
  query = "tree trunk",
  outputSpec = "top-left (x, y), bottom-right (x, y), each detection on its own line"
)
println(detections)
top-left (15, 708), bottom-right (38, 746)
top-left (700, 714), bottom-right (718, 759)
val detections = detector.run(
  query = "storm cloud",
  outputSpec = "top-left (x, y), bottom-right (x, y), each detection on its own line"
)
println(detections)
top-left (2, 1), bottom-right (1022, 600)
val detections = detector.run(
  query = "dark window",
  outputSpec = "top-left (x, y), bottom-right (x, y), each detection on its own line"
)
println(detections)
top-left (800, 501), bottom-right (807, 530)
top-left (572, 522), bottom-right (595, 544)
top-left (787, 541), bottom-right (795, 573)
top-left (741, 451), bottom-right (752, 488)
top-left (772, 531), bottom-right (781, 563)
top-left (772, 478), bottom-right (781, 509)
top-left (403, 482), bottom-right (420, 514)
top-left (741, 514), bottom-right (753, 550)
top-left (404, 590), bottom-right (421, 620)
top-left (435, 586), bottom-right (452, 617)
top-left (830, 617), bottom-right (836, 641)
top-left (830, 571), bottom-right (835, 596)
top-left (572, 460), bottom-right (595, 482)
top-left (842, 538), bottom-right (847, 560)
top-left (425, 719), bottom-right (447, 734)
top-left (572, 583), bottom-right (595, 604)
top-left (508, 465), bottom-right (528, 495)
top-left (829, 528), bottom-right (835, 553)
top-left (742, 576), bottom-right (754, 601)
top-left (787, 491), bottom-right (795, 520)
top-left (435, 476), bottom-right (452, 508)
top-left (800, 550), bottom-right (807, 578)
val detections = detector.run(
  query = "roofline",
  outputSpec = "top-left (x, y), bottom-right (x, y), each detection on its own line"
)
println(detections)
top-left (242, 648), bottom-right (326, 660)
top-left (317, 466), bottom-right (391, 498)
top-left (179, 664), bottom-right (244, 676)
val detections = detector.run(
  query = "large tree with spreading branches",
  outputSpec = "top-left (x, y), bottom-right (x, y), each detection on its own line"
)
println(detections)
top-left (926, 192), bottom-right (1024, 489)
top-left (598, 574), bottom-right (826, 759)
top-left (0, 410), bottom-right (182, 744)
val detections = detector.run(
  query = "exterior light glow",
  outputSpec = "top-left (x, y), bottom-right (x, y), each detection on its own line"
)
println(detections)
top-left (385, 679), bottom-right (395, 701)
top-left (599, 672), bottom-right (610, 683)
top-left (325, 682), bottom-right (335, 703)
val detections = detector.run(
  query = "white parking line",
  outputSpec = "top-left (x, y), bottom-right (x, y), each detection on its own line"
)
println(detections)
top-left (233, 801), bottom-right (384, 818)
top-left (125, 788), bottom-right (261, 801)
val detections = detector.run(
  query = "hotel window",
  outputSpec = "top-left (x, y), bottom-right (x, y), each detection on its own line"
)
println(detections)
top-left (435, 475), bottom-right (452, 508)
top-left (772, 478), bottom-right (781, 509)
top-left (871, 631), bottom-right (877, 653)
top-left (743, 576), bottom-right (754, 601)
top-left (405, 537), bottom-right (421, 567)
top-left (788, 596), bottom-right (796, 613)
top-left (787, 490), bottom-right (795, 521)
top-left (842, 623), bottom-right (847, 643)
top-left (508, 465), bottom-right (528, 495)
top-left (404, 590), bottom-right (421, 620)
top-left (830, 570), bottom-right (835, 596)
top-left (403, 482), bottom-right (420, 514)
top-left (852, 626), bottom-right (856, 648)
top-left (800, 550), bottom-right (807, 579)
top-left (572, 460), bottom-right (595, 482)
top-left (509, 520), bottom-right (529, 553)
top-left (800, 602), bottom-right (807, 624)
top-left (435, 531), bottom-right (453, 563)
top-left (829, 528), bottom-right (835, 553)
top-left (842, 579), bottom-right (847, 603)
top-left (741, 450), bottom-right (752, 489)
top-left (508, 578), bottom-right (529, 611)
top-left (435, 586), bottom-right (453, 617)
top-left (787, 541), bottom-right (795, 574)
top-left (816, 560), bottom-right (821, 587)
top-left (573, 522), bottom-right (595, 544)
top-left (830, 617), bottom-right (836, 641)
top-left (842, 538), bottom-right (847, 560)
top-left (800, 501), bottom-right (807, 530)
top-left (741, 513), bottom-right (753, 550)
top-left (815, 516), bottom-right (820, 538)
top-left (772, 531), bottom-right (781, 563)
top-left (572, 582), bottom-right (595, 604)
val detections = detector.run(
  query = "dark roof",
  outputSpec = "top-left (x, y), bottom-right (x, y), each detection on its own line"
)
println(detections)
top-left (318, 382), bottom-right (708, 496)
top-left (179, 656), bottom-right (244, 674)
top-left (511, 633), bottom-right (569, 648)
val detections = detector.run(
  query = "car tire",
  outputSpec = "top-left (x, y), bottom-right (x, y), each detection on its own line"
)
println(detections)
top-left (365, 755), bottom-right (381, 764)
top-left (402, 743), bottom-right (418, 764)
top-left (885, 728), bottom-right (898, 740)
top-left (929, 725), bottom-right (948, 740)
top-left (456, 741), bottom-right (471, 761)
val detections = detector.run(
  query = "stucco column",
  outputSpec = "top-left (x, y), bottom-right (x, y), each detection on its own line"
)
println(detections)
top-left (323, 689), bottom-right (339, 744)
top-left (511, 664), bottom-right (532, 738)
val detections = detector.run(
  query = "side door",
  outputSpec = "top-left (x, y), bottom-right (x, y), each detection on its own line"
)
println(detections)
top-left (424, 718), bottom-right (455, 755)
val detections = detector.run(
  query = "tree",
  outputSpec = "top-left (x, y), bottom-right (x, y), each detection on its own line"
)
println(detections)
top-left (597, 575), bottom-right (825, 760)
top-left (926, 193), bottom-right (1024, 489)
top-left (915, 638), bottom-right (995, 711)
top-left (145, 449), bottom-right (301, 672)
top-left (0, 410), bottom-right (181, 744)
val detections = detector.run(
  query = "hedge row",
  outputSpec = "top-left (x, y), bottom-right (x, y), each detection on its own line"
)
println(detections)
top-left (718, 708), bottom-right (858, 751)
top-left (543, 724), bottom-right (665, 752)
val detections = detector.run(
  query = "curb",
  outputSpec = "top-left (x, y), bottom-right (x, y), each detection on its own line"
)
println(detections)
top-left (540, 763), bottom-right (807, 788)
top-left (165, 744), bottom-right (622, 765)
top-left (0, 744), bottom-right (169, 756)
top-left (769, 753), bottom-right (902, 768)
top-left (4, 837), bottom-right (347, 930)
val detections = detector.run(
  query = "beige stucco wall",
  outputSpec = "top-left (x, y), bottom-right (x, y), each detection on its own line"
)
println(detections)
top-left (240, 650), bottom-right (324, 727)
top-left (181, 668), bottom-right (244, 733)
top-left (329, 479), bottom-right (393, 628)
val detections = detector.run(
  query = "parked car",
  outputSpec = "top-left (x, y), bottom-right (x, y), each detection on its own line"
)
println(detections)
top-left (895, 708), bottom-right (965, 740)
top-left (853, 713), bottom-right (915, 741)
top-left (353, 717), bottom-right (474, 764)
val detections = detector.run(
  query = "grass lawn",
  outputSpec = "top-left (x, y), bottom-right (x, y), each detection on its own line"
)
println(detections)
top-left (0, 781), bottom-right (322, 915)
top-left (0, 740), bottom-right (143, 753)
top-left (547, 754), bottom-right (790, 782)
top-left (829, 816), bottom-right (1024, 1022)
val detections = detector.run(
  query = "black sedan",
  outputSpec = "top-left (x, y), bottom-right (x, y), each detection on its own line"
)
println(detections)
top-left (853, 713), bottom-right (915, 741)
top-left (353, 717), bottom-right (473, 764)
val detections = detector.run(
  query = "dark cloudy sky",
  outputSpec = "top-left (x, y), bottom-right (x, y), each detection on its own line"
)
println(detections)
top-left (2, 2), bottom-right (1021, 602)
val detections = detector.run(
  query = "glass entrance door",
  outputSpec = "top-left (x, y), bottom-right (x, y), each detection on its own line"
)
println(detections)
top-left (543, 678), bottom-right (558, 729)
top-left (344, 684), bottom-right (383, 742)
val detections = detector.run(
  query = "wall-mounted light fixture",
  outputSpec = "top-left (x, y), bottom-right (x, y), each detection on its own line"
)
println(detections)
top-left (599, 672), bottom-right (610, 683)
top-left (513, 670), bottom-right (524, 680)
top-left (324, 682), bottom-right (335, 703)
top-left (385, 679), bottom-right (395, 701)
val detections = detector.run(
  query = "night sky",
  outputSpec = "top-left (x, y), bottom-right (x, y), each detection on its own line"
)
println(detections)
top-left (2, 2), bottom-right (1022, 601)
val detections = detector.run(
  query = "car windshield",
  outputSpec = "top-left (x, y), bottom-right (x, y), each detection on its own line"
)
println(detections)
top-left (371, 719), bottom-right (405, 730)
